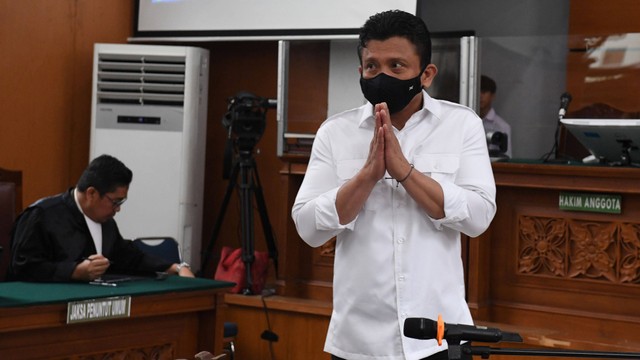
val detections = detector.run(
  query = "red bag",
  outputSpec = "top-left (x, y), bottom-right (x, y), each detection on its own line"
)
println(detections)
top-left (214, 246), bottom-right (269, 294)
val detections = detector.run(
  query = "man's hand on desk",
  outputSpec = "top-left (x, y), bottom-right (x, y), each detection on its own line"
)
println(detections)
top-left (169, 262), bottom-right (195, 278)
top-left (72, 254), bottom-right (111, 281)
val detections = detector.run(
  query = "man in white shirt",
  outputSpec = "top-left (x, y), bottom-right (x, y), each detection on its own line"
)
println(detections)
top-left (292, 10), bottom-right (496, 360)
top-left (480, 75), bottom-right (512, 158)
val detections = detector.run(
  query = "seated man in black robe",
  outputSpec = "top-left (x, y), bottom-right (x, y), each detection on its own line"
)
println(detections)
top-left (8, 154), bottom-right (194, 282)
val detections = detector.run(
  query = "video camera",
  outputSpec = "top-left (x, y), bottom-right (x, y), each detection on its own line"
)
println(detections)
top-left (486, 131), bottom-right (509, 158)
top-left (222, 92), bottom-right (277, 152)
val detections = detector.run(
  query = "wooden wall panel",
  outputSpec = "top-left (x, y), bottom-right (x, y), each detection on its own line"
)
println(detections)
top-left (0, 0), bottom-right (133, 206)
top-left (1, 0), bottom-right (76, 202)
top-left (286, 41), bottom-right (330, 134)
top-left (224, 294), bottom-right (331, 360)
top-left (70, 1), bottom-right (135, 186)
top-left (562, 0), bottom-right (640, 159)
top-left (566, 0), bottom-right (640, 111)
top-left (569, 0), bottom-right (640, 36)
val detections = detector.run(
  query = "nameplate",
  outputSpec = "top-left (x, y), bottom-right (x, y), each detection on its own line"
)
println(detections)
top-left (559, 192), bottom-right (621, 214)
top-left (67, 296), bottom-right (131, 324)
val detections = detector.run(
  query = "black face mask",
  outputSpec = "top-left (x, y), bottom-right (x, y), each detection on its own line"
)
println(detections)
top-left (359, 71), bottom-right (424, 114)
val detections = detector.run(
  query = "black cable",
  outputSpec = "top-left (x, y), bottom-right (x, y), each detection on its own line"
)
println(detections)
top-left (260, 293), bottom-right (278, 360)
top-left (541, 117), bottom-right (561, 162)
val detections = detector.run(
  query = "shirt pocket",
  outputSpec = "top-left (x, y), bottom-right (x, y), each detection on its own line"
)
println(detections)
top-left (414, 154), bottom-right (460, 184)
top-left (336, 158), bottom-right (387, 210)
top-left (336, 158), bottom-right (366, 184)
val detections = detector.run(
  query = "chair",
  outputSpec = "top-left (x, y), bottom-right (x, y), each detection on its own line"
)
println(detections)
top-left (132, 237), bottom-right (181, 264)
top-left (0, 182), bottom-right (16, 281)
top-left (132, 236), bottom-right (237, 358)
top-left (0, 167), bottom-right (22, 281)
top-left (223, 321), bottom-right (238, 359)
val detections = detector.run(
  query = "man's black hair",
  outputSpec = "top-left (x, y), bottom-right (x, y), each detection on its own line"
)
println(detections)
top-left (77, 154), bottom-right (132, 195)
top-left (481, 75), bottom-right (497, 94)
top-left (358, 10), bottom-right (432, 69)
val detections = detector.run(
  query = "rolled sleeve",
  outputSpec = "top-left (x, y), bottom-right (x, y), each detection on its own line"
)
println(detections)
top-left (293, 187), bottom-right (355, 248)
top-left (423, 118), bottom-right (496, 237)
top-left (315, 188), bottom-right (357, 231)
top-left (430, 180), bottom-right (469, 229)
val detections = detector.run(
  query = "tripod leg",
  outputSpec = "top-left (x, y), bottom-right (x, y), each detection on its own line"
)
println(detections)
top-left (238, 159), bottom-right (256, 294)
top-left (200, 161), bottom-right (240, 277)
top-left (251, 161), bottom-right (278, 277)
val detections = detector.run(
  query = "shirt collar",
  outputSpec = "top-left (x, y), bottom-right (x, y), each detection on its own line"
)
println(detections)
top-left (483, 108), bottom-right (498, 122)
top-left (73, 188), bottom-right (101, 227)
top-left (73, 188), bottom-right (83, 213)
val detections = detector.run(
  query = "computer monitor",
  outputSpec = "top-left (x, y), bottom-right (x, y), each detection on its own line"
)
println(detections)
top-left (561, 118), bottom-right (640, 165)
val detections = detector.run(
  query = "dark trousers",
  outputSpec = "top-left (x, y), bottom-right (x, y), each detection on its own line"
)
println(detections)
top-left (331, 347), bottom-right (472, 360)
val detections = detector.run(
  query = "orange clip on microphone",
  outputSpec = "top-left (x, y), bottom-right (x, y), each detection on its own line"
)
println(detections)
top-left (436, 314), bottom-right (445, 346)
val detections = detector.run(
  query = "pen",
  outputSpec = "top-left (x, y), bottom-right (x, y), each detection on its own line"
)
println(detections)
top-left (89, 280), bottom-right (117, 287)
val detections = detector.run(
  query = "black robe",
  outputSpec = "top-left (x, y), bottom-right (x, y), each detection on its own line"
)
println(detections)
top-left (7, 188), bottom-right (172, 282)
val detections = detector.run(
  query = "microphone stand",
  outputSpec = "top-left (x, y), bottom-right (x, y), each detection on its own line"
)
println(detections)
top-left (405, 316), bottom-right (640, 360)
top-left (542, 92), bottom-right (572, 164)
top-left (541, 113), bottom-right (566, 163)
top-left (444, 328), bottom-right (640, 360)
top-left (458, 344), bottom-right (640, 360)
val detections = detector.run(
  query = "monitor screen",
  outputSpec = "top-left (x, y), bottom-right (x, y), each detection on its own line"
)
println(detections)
top-left (134, 0), bottom-right (418, 39)
top-left (561, 118), bottom-right (640, 165)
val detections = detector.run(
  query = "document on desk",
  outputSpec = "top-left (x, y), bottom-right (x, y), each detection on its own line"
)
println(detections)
top-left (93, 272), bottom-right (168, 284)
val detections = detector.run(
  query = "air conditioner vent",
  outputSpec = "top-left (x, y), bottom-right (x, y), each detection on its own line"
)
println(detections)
top-left (91, 43), bottom-right (210, 268)
top-left (96, 53), bottom-right (186, 106)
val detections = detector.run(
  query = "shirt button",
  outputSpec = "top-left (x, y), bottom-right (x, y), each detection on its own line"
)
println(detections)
top-left (398, 237), bottom-right (405, 244)
top-left (398, 275), bottom-right (405, 282)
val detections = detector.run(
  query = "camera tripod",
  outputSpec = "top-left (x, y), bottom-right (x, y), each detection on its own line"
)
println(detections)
top-left (201, 147), bottom-right (278, 294)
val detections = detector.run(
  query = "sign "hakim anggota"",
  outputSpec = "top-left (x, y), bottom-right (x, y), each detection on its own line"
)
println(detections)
top-left (559, 192), bottom-right (622, 214)
top-left (67, 296), bottom-right (131, 324)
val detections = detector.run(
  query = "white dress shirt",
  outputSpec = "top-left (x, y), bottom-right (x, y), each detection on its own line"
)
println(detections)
top-left (292, 91), bottom-right (497, 360)
top-left (74, 188), bottom-right (103, 254)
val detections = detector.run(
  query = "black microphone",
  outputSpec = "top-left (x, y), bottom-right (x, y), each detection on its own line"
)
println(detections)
top-left (558, 92), bottom-right (572, 118)
top-left (403, 317), bottom-right (522, 344)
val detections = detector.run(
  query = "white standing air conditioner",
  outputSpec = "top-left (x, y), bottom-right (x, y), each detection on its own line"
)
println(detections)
top-left (89, 43), bottom-right (209, 271)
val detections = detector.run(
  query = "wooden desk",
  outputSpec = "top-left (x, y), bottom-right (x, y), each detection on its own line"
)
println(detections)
top-left (467, 161), bottom-right (640, 353)
top-left (0, 277), bottom-right (233, 359)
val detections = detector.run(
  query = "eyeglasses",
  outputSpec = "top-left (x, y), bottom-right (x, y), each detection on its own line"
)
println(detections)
top-left (104, 194), bottom-right (127, 208)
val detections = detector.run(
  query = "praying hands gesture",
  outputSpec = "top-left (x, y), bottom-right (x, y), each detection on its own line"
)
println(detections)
top-left (336, 102), bottom-right (444, 225)
top-left (366, 103), bottom-right (414, 183)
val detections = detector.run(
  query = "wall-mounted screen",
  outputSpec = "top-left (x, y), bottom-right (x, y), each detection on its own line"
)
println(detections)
top-left (134, 0), bottom-right (417, 39)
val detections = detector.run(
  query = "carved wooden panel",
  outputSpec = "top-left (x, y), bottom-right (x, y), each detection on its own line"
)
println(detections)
top-left (315, 239), bottom-right (336, 263)
top-left (519, 216), bottom-right (567, 277)
top-left (310, 239), bottom-right (336, 285)
top-left (75, 343), bottom-right (174, 360)
top-left (518, 216), bottom-right (640, 284)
